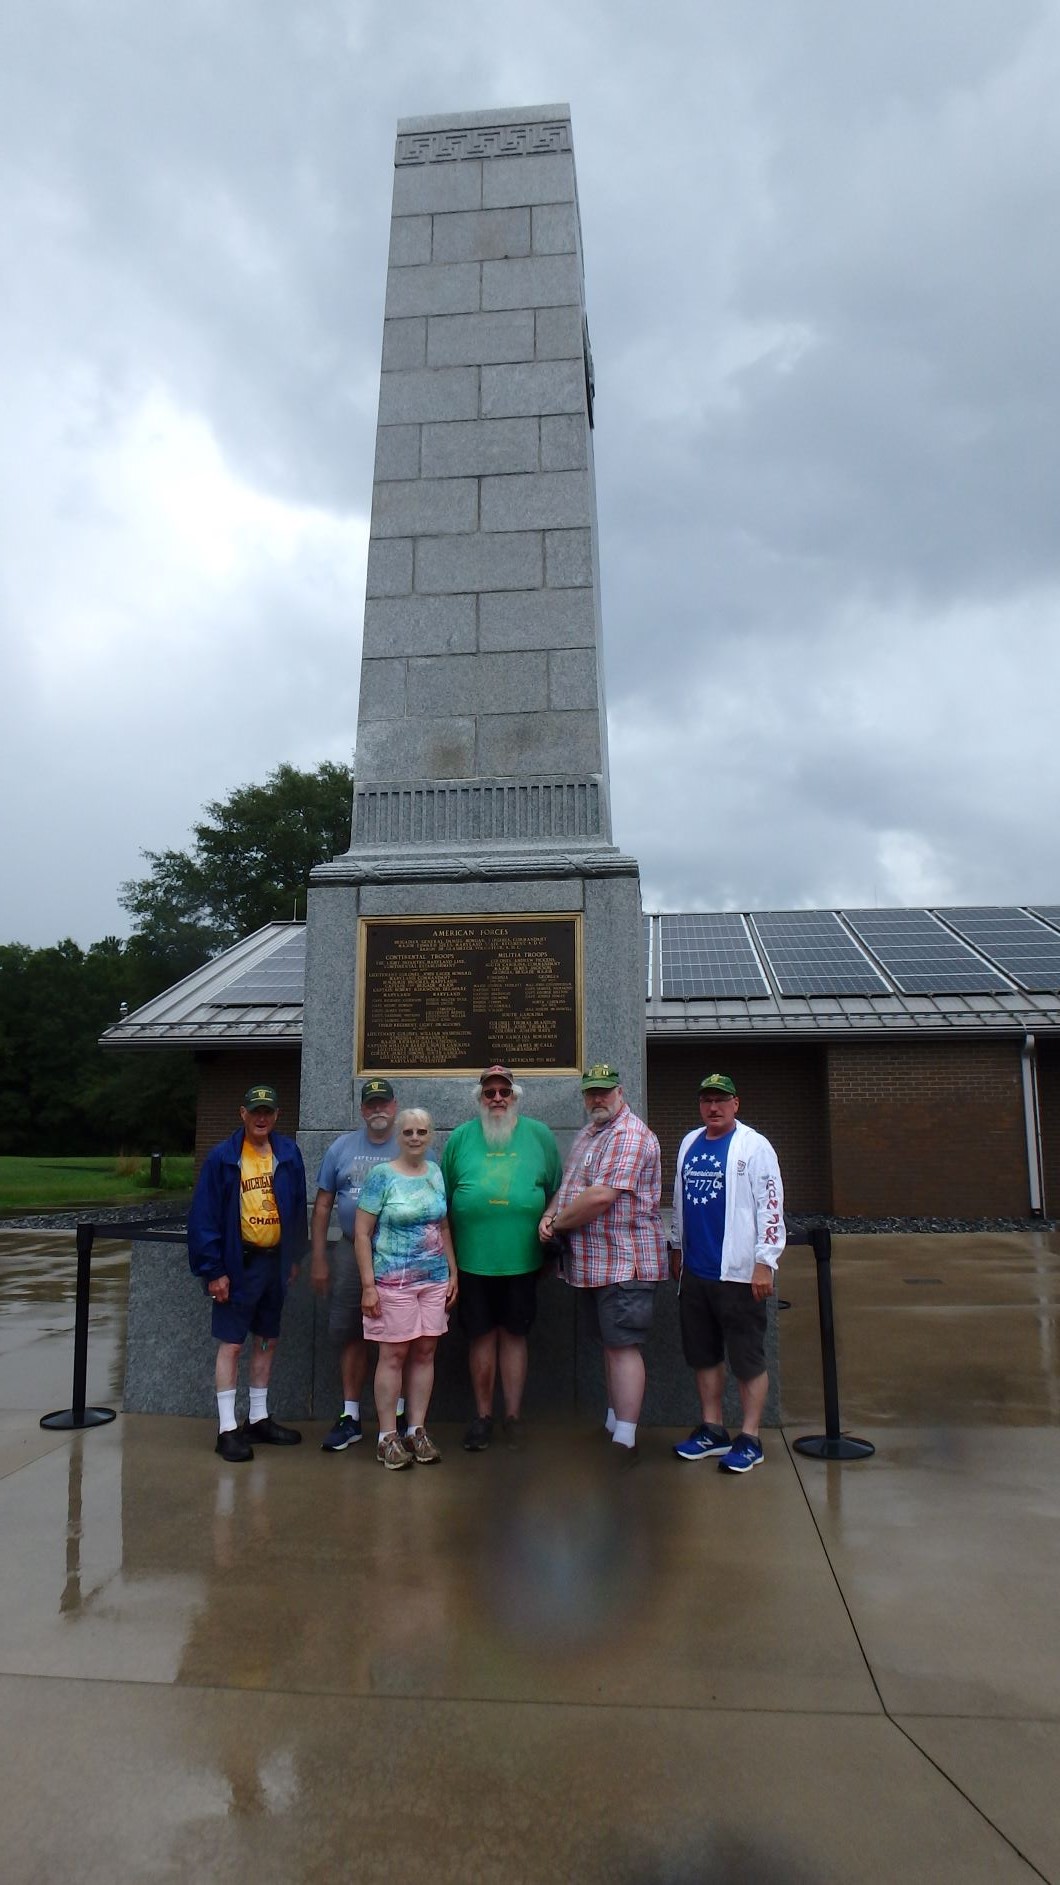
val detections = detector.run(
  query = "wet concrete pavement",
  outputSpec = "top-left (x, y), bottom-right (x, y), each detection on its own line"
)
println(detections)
top-left (1, 1227), bottom-right (1058, 1882)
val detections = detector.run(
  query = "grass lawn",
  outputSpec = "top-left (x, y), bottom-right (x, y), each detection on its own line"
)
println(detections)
top-left (0, 1155), bottom-right (195, 1214)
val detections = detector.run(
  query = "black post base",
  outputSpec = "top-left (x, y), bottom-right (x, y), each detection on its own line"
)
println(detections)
top-left (40, 1407), bottom-right (117, 1431)
top-left (793, 1433), bottom-right (875, 1460)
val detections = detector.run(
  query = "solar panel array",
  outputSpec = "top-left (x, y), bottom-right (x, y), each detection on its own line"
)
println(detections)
top-left (658, 913), bottom-right (769, 999)
top-left (212, 930), bottom-right (307, 1007)
top-left (941, 908), bottom-right (1060, 993)
top-left (1029, 907), bottom-right (1060, 933)
top-left (750, 910), bottom-right (888, 996)
top-left (844, 908), bottom-right (1008, 995)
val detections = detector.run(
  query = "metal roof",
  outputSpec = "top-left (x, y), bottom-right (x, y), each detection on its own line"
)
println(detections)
top-left (100, 909), bottom-right (1060, 1052)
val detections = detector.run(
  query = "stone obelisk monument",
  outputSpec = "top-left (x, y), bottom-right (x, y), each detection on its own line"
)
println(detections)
top-left (300, 104), bottom-right (643, 1174)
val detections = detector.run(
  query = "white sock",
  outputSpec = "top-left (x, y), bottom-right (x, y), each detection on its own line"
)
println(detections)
top-left (604, 1407), bottom-right (617, 1434)
top-left (613, 1420), bottom-right (637, 1449)
top-left (249, 1386), bottom-right (269, 1423)
top-left (344, 1400), bottom-right (359, 1419)
top-left (396, 1396), bottom-right (406, 1417)
top-left (217, 1389), bottom-right (237, 1433)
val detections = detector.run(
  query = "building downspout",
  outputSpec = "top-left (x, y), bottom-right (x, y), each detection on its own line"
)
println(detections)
top-left (1020, 1033), bottom-right (1045, 1218)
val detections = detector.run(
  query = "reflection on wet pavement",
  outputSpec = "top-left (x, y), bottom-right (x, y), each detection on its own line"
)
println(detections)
top-left (781, 1230), bottom-right (1060, 1426)
top-left (0, 1230), bottom-right (130, 1411)
top-left (1, 1229), bottom-right (1059, 1881)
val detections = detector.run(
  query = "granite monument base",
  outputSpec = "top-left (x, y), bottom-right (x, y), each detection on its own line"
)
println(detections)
top-left (123, 1236), bottom-right (781, 1427)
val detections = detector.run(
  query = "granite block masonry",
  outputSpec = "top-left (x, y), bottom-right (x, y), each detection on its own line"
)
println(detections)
top-left (300, 102), bottom-right (646, 1162)
top-left (123, 106), bottom-right (699, 1427)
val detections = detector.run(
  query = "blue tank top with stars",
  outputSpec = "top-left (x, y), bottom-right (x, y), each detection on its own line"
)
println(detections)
top-left (681, 1127), bottom-right (737, 1280)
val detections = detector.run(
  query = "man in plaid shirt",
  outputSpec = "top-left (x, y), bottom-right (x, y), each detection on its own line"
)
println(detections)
top-left (538, 1063), bottom-right (666, 1462)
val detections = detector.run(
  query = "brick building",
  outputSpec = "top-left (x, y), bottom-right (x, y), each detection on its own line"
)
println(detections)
top-left (102, 905), bottom-right (1060, 1219)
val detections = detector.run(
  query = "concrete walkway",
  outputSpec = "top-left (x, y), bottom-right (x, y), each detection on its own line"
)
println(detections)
top-left (1, 1229), bottom-right (1058, 1882)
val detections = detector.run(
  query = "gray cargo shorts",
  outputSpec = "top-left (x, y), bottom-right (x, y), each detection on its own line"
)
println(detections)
top-left (578, 1280), bottom-right (658, 1349)
top-left (329, 1238), bottom-right (365, 1343)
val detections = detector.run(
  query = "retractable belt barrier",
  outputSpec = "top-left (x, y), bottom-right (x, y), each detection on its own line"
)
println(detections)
top-left (39, 1218), bottom-right (187, 1433)
top-left (786, 1223), bottom-right (874, 1462)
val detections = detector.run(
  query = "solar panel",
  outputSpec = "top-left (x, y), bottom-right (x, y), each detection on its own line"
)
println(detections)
top-left (659, 913), bottom-right (769, 999)
top-left (751, 910), bottom-right (888, 996)
top-left (212, 930), bottom-right (307, 1007)
top-left (941, 908), bottom-right (1060, 993)
top-left (1028, 907), bottom-right (1060, 933)
top-left (843, 908), bottom-right (1008, 995)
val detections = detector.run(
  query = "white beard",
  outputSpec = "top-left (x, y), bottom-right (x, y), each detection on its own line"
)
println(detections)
top-left (480, 1105), bottom-right (518, 1148)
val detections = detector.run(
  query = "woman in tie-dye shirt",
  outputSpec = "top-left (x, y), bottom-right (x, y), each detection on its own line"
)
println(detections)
top-left (355, 1108), bottom-right (457, 1469)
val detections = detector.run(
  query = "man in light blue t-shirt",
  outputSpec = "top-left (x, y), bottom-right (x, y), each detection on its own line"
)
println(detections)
top-left (309, 1077), bottom-right (426, 1452)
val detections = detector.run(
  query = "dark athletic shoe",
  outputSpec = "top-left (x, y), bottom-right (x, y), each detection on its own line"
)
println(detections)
top-left (502, 1415), bottom-right (525, 1450)
top-left (240, 1416), bottom-right (302, 1447)
top-left (462, 1415), bottom-right (494, 1451)
top-left (216, 1429), bottom-right (253, 1463)
top-left (321, 1412), bottom-right (362, 1452)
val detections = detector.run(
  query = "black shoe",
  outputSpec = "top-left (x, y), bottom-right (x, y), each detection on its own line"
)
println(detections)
top-left (610, 1440), bottom-right (640, 1469)
top-left (463, 1415), bottom-right (494, 1451)
top-left (502, 1415), bottom-right (525, 1450)
top-left (240, 1416), bottom-right (302, 1447)
top-left (216, 1429), bottom-right (254, 1463)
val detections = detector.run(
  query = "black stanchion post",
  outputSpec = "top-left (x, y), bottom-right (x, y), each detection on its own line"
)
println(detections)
top-left (40, 1222), bottom-right (118, 1432)
top-left (149, 1151), bottom-right (162, 1187)
top-left (793, 1225), bottom-right (874, 1462)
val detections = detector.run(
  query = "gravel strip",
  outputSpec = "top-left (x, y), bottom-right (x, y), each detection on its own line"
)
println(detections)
top-left (0, 1199), bottom-right (192, 1233)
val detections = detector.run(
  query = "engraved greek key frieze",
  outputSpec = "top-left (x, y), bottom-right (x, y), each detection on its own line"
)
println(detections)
top-left (395, 121), bottom-right (571, 166)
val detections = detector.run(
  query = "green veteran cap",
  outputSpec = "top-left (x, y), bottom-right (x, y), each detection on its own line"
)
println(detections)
top-left (699, 1073), bottom-right (737, 1097)
top-left (242, 1084), bottom-right (279, 1110)
top-left (361, 1077), bottom-right (395, 1102)
top-left (581, 1062), bottom-right (621, 1091)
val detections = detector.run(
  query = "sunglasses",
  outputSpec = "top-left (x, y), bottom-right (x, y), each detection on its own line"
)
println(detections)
top-left (400, 1127), bottom-right (430, 1138)
top-left (481, 1085), bottom-right (512, 1099)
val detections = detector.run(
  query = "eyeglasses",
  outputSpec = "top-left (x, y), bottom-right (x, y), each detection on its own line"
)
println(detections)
top-left (481, 1086), bottom-right (512, 1099)
top-left (400, 1128), bottom-right (429, 1138)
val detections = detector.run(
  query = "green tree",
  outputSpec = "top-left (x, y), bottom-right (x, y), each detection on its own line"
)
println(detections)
top-left (120, 758), bottom-right (354, 976)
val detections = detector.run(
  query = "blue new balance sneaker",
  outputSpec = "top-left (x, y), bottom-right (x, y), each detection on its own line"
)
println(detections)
top-left (673, 1422), bottom-right (732, 1462)
top-left (717, 1433), bottom-right (764, 1474)
top-left (321, 1411), bottom-right (362, 1452)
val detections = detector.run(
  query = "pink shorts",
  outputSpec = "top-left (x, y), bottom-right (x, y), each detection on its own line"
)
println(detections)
top-left (369, 1280), bottom-right (449, 1344)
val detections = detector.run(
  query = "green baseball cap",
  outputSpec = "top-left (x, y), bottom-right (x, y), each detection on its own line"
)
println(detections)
top-left (699, 1073), bottom-right (737, 1098)
top-left (361, 1077), bottom-right (395, 1102)
top-left (581, 1062), bottom-right (621, 1091)
top-left (242, 1084), bottom-right (279, 1110)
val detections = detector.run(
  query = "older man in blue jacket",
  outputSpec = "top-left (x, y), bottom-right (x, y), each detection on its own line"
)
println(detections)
top-left (188, 1083), bottom-right (308, 1462)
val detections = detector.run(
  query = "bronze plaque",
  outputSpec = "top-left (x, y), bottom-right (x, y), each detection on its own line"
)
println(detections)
top-left (358, 914), bottom-right (582, 1075)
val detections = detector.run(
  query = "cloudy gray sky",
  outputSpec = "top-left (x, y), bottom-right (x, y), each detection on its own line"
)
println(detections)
top-left (3, 0), bottom-right (1058, 946)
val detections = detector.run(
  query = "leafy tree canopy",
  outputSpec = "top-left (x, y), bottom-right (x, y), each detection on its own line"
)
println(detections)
top-left (120, 759), bottom-right (354, 978)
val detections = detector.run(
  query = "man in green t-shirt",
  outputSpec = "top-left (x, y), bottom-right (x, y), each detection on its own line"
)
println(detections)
top-left (441, 1064), bottom-right (563, 1451)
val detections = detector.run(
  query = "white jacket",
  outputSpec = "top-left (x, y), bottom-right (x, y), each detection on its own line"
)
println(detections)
top-left (671, 1119), bottom-right (785, 1281)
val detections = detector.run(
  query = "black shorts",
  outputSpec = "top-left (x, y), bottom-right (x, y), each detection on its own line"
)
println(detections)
top-left (457, 1269), bottom-right (539, 1339)
top-left (678, 1270), bottom-right (767, 1380)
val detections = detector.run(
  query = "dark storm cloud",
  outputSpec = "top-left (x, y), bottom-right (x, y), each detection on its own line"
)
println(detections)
top-left (2, 0), bottom-right (1058, 941)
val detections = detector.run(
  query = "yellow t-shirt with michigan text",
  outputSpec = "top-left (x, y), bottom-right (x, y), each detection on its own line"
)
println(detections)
top-left (240, 1142), bottom-right (281, 1248)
